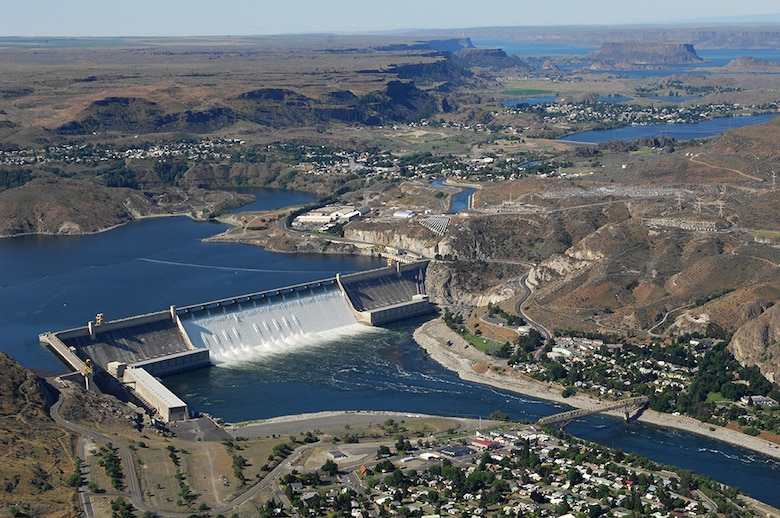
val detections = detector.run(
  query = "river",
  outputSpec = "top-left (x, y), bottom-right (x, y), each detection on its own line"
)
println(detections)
top-left (1, 191), bottom-right (779, 505)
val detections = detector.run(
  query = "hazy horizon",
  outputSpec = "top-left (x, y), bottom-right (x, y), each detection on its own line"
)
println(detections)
top-left (2, 0), bottom-right (779, 38)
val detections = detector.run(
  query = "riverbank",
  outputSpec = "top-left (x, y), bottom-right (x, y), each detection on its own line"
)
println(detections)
top-left (414, 318), bottom-right (780, 461)
top-left (224, 410), bottom-right (489, 439)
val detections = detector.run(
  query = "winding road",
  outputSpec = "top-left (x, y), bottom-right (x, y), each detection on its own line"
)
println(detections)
top-left (513, 274), bottom-right (551, 342)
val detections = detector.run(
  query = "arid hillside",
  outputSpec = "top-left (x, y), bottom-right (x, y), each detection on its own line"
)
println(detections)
top-left (0, 353), bottom-right (78, 517)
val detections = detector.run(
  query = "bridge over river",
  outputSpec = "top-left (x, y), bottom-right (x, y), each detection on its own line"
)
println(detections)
top-left (537, 396), bottom-right (649, 428)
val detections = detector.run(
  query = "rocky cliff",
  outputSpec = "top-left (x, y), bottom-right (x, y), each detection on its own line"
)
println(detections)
top-left (344, 221), bottom-right (450, 258)
top-left (722, 56), bottom-right (780, 73)
top-left (454, 47), bottom-right (531, 71)
top-left (730, 304), bottom-right (780, 383)
top-left (425, 260), bottom-right (526, 308)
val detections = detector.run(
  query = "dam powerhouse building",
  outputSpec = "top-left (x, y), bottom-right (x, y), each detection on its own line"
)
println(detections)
top-left (41, 261), bottom-right (434, 422)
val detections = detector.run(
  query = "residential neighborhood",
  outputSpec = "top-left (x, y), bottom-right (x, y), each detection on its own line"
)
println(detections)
top-left (268, 422), bottom-right (746, 517)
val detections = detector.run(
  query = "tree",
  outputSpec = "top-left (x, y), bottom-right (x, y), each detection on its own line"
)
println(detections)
top-left (568, 467), bottom-right (583, 486)
top-left (322, 458), bottom-right (339, 476)
top-left (377, 445), bottom-right (391, 458)
top-left (110, 497), bottom-right (133, 518)
top-left (488, 409), bottom-right (510, 421)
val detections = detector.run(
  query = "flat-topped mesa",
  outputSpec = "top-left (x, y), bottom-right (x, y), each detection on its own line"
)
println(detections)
top-left (587, 41), bottom-right (704, 65)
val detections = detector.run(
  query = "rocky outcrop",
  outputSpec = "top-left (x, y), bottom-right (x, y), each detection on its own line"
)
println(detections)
top-left (587, 41), bottom-right (703, 65)
top-left (454, 48), bottom-right (531, 71)
top-left (344, 223), bottom-right (448, 258)
top-left (729, 304), bottom-right (780, 383)
top-left (425, 261), bottom-right (524, 307)
top-left (526, 227), bottom-right (608, 288)
top-left (722, 56), bottom-right (780, 73)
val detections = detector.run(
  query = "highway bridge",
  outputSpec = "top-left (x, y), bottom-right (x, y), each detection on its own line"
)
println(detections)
top-left (537, 396), bottom-right (649, 428)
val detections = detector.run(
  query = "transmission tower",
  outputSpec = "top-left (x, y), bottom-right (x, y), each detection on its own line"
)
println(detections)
top-left (676, 192), bottom-right (684, 211)
top-left (716, 200), bottom-right (725, 218)
top-left (772, 170), bottom-right (777, 192)
top-left (695, 196), bottom-right (702, 214)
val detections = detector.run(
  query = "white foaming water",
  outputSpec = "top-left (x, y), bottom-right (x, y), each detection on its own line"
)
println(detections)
top-left (181, 286), bottom-right (369, 365)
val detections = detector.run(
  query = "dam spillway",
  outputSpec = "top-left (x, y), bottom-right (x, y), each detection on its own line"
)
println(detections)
top-left (180, 283), bottom-right (364, 363)
top-left (40, 261), bottom-right (434, 421)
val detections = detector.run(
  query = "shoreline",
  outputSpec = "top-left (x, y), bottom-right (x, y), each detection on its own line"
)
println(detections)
top-left (0, 212), bottom-right (194, 240)
top-left (413, 318), bottom-right (780, 461)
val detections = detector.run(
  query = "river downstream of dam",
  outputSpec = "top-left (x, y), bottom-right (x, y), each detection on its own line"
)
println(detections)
top-left (0, 190), bottom-right (779, 505)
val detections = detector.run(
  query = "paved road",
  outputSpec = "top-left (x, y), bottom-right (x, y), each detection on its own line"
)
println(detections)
top-left (513, 274), bottom-right (551, 341)
top-left (48, 382), bottom-right (482, 517)
top-left (45, 382), bottom-right (277, 517)
top-left (46, 384), bottom-right (162, 516)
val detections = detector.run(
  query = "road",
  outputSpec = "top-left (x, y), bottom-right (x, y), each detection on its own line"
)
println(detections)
top-left (49, 381), bottom-right (482, 517)
top-left (513, 274), bottom-right (551, 341)
top-left (46, 382), bottom-right (291, 517)
top-left (47, 385), bottom-right (162, 517)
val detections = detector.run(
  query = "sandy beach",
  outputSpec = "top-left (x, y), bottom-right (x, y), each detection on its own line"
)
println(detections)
top-left (414, 318), bottom-right (780, 461)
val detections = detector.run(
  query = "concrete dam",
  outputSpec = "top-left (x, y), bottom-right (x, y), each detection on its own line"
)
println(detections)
top-left (40, 261), bottom-right (434, 422)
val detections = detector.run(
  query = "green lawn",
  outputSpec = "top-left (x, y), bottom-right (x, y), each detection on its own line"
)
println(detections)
top-left (462, 332), bottom-right (501, 352)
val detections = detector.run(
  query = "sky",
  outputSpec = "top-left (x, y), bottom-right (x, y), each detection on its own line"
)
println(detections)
top-left (1, 0), bottom-right (779, 37)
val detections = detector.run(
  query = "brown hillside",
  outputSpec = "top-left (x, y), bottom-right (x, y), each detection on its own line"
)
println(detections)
top-left (0, 353), bottom-right (78, 517)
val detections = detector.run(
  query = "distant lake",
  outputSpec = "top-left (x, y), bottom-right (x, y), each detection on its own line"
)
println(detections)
top-left (475, 41), bottom-right (780, 78)
top-left (473, 40), bottom-right (595, 56)
top-left (643, 96), bottom-right (701, 103)
top-left (559, 113), bottom-right (780, 144)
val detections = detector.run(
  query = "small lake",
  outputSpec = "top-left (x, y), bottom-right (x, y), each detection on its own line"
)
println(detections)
top-left (226, 187), bottom-right (316, 213)
top-left (559, 113), bottom-right (780, 144)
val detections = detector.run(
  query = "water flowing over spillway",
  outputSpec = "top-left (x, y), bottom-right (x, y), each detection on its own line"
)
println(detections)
top-left (181, 285), bottom-right (366, 364)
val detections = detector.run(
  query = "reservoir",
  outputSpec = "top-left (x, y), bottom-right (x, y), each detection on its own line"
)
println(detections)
top-left (1, 194), bottom-right (779, 505)
top-left (559, 113), bottom-right (780, 144)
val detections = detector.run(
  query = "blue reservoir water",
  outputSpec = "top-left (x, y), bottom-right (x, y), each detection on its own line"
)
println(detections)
top-left (432, 179), bottom-right (475, 213)
top-left (1, 197), bottom-right (780, 505)
top-left (559, 113), bottom-right (780, 144)
top-left (0, 216), bottom-right (383, 370)
top-left (475, 42), bottom-right (780, 78)
top-left (472, 41), bottom-right (596, 57)
top-left (226, 187), bottom-right (316, 213)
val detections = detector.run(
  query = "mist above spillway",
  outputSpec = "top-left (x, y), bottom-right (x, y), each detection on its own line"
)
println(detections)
top-left (180, 285), bottom-right (374, 365)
